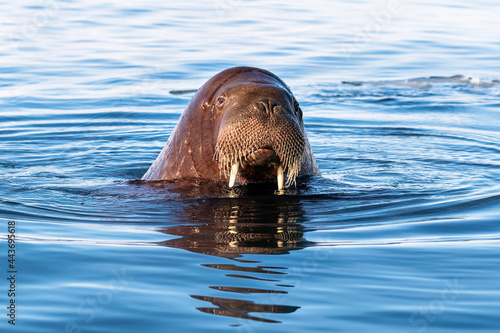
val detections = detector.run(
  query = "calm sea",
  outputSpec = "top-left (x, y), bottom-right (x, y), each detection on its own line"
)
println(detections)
top-left (1, 0), bottom-right (499, 332)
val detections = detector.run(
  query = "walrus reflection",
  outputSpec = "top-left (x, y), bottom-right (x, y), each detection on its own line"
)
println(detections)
top-left (190, 295), bottom-right (299, 323)
top-left (159, 199), bottom-right (308, 323)
top-left (159, 198), bottom-right (309, 258)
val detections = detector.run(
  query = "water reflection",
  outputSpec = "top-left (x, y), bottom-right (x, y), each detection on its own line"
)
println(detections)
top-left (159, 197), bottom-right (309, 323)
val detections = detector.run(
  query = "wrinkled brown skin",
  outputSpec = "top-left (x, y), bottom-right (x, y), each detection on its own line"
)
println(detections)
top-left (142, 66), bottom-right (320, 184)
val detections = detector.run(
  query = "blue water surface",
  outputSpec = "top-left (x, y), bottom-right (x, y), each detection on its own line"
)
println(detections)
top-left (1, 0), bottom-right (500, 332)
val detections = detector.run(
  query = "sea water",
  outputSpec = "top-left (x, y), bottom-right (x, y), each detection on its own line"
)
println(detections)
top-left (1, 0), bottom-right (499, 332)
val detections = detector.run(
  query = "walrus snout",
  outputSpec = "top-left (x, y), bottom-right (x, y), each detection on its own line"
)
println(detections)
top-left (214, 96), bottom-right (305, 190)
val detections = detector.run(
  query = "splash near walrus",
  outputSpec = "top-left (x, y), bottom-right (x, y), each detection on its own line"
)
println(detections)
top-left (142, 66), bottom-right (320, 190)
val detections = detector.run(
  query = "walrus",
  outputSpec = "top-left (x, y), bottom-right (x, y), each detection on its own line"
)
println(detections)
top-left (142, 66), bottom-right (320, 190)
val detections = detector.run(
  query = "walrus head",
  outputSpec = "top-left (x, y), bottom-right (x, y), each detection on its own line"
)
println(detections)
top-left (213, 75), bottom-right (306, 189)
top-left (142, 67), bottom-right (320, 190)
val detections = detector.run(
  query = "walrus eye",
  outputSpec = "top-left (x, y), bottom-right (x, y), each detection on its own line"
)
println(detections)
top-left (293, 100), bottom-right (299, 109)
top-left (216, 96), bottom-right (226, 108)
top-left (294, 100), bottom-right (302, 117)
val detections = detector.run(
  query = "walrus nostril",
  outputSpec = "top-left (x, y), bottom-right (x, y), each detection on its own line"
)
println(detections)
top-left (256, 99), bottom-right (283, 114)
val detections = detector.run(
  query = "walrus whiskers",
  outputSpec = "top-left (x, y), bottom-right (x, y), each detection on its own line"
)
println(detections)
top-left (214, 115), bottom-right (305, 189)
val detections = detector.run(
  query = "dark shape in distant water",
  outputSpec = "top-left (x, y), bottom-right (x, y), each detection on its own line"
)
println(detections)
top-left (342, 74), bottom-right (499, 88)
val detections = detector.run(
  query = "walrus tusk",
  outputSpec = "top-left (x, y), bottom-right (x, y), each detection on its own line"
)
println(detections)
top-left (229, 163), bottom-right (239, 188)
top-left (277, 165), bottom-right (284, 191)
